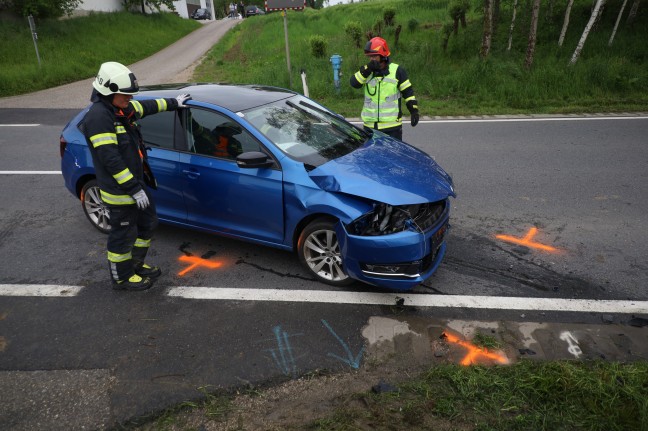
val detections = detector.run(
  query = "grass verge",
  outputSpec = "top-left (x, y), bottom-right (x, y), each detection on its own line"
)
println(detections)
top-left (133, 360), bottom-right (648, 431)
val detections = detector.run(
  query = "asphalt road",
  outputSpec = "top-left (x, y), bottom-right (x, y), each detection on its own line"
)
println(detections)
top-left (2, 109), bottom-right (647, 429)
top-left (1, 18), bottom-right (648, 430)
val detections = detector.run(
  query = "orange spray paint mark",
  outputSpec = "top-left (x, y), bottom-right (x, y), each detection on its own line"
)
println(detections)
top-left (442, 331), bottom-right (509, 366)
top-left (496, 227), bottom-right (559, 253)
top-left (177, 255), bottom-right (222, 276)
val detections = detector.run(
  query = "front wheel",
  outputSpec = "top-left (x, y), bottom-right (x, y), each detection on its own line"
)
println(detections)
top-left (298, 218), bottom-right (353, 286)
top-left (81, 179), bottom-right (111, 234)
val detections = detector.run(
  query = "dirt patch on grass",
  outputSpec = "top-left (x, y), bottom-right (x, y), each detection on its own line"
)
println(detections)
top-left (136, 354), bottom-right (431, 430)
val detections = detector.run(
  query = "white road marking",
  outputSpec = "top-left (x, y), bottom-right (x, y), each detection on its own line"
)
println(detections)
top-left (0, 284), bottom-right (83, 297)
top-left (417, 116), bottom-right (648, 124)
top-left (349, 115), bottom-right (648, 125)
top-left (167, 287), bottom-right (648, 314)
top-left (0, 124), bottom-right (40, 127)
top-left (0, 284), bottom-right (645, 314)
top-left (0, 171), bottom-right (61, 175)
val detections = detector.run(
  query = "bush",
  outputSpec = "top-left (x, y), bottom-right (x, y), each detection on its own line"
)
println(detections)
top-left (408, 18), bottom-right (419, 32)
top-left (344, 21), bottom-right (363, 48)
top-left (383, 7), bottom-right (396, 27)
top-left (309, 35), bottom-right (327, 58)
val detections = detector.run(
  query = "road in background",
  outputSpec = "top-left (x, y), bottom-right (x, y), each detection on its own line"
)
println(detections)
top-left (0, 19), bottom-right (239, 110)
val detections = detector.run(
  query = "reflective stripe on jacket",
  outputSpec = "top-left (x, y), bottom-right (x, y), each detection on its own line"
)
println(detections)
top-left (362, 63), bottom-right (400, 128)
top-left (82, 93), bottom-right (178, 206)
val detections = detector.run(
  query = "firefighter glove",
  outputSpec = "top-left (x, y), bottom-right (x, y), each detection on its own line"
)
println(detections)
top-left (175, 94), bottom-right (192, 108)
top-left (368, 59), bottom-right (381, 72)
top-left (132, 190), bottom-right (150, 209)
top-left (411, 111), bottom-right (419, 127)
top-left (407, 100), bottom-right (419, 127)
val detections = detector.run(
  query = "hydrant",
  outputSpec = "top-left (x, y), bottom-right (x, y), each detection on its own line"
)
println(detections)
top-left (329, 54), bottom-right (343, 91)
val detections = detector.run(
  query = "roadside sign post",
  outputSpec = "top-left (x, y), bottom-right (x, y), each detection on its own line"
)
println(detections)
top-left (28, 15), bottom-right (42, 67)
top-left (283, 10), bottom-right (292, 88)
top-left (265, 0), bottom-right (305, 89)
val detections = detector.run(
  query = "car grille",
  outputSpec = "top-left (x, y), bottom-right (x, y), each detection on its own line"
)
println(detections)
top-left (410, 200), bottom-right (447, 232)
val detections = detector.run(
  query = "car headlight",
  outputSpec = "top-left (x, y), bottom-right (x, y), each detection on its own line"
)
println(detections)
top-left (346, 201), bottom-right (447, 236)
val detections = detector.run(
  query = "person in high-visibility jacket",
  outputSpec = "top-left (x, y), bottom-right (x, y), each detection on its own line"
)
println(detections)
top-left (350, 37), bottom-right (419, 141)
top-left (82, 62), bottom-right (191, 291)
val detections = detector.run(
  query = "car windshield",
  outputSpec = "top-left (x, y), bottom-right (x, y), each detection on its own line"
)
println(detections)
top-left (242, 95), bottom-right (370, 167)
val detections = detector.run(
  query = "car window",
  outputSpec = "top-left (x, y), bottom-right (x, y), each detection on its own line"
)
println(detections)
top-left (185, 108), bottom-right (261, 160)
top-left (242, 95), bottom-right (369, 167)
top-left (138, 111), bottom-right (176, 150)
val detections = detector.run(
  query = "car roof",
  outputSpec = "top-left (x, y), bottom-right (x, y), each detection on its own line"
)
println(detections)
top-left (137, 83), bottom-right (296, 113)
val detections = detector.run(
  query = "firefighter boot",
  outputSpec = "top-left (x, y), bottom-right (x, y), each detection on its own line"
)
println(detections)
top-left (109, 259), bottom-right (154, 291)
top-left (134, 262), bottom-right (162, 279)
top-left (132, 239), bottom-right (162, 279)
top-left (112, 273), bottom-right (154, 291)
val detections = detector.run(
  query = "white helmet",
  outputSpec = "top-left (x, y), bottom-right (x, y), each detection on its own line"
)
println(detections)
top-left (92, 61), bottom-right (139, 96)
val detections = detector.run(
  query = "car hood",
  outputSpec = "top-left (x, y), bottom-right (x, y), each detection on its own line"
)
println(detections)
top-left (308, 136), bottom-right (455, 205)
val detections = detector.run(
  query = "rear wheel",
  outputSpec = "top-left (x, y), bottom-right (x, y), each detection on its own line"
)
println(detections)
top-left (81, 179), bottom-right (111, 234)
top-left (298, 218), bottom-right (353, 286)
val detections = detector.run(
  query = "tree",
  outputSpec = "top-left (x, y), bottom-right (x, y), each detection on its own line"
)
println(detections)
top-left (480, 0), bottom-right (493, 58)
top-left (558, 0), bottom-right (575, 46)
top-left (449, 0), bottom-right (470, 35)
top-left (608, 0), bottom-right (628, 45)
top-left (524, 0), bottom-right (541, 69)
top-left (625, 0), bottom-right (641, 24)
top-left (2, 0), bottom-right (81, 18)
top-left (570, 0), bottom-right (606, 65)
top-left (507, 0), bottom-right (519, 51)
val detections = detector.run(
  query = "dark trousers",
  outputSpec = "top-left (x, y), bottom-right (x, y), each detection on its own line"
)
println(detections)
top-left (107, 191), bottom-right (158, 281)
top-left (365, 125), bottom-right (403, 141)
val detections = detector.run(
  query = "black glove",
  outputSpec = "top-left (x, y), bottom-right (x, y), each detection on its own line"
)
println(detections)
top-left (410, 111), bottom-right (419, 127)
top-left (407, 100), bottom-right (419, 127)
top-left (359, 61), bottom-right (378, 78)
top-left (368, 59), bottom-right (381, 72)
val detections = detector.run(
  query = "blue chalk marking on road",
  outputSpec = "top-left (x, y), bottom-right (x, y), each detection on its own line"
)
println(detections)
top-left (321, 319), bottom-right (364, 369)
top-left (269, 325), bottom-right (298, 377)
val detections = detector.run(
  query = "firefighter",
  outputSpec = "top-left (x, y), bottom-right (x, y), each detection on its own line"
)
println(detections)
top-left (82, 61), bottom-right (191, 291)
top-left (350, 37), bottom-right (419, 141)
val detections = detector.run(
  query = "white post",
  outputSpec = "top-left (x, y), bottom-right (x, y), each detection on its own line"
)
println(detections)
top-left (300, 69), bottom-right (309, 97)
top-left (283, 9), bottom-right (292, 88)
top-left (28, 15), bottom-right (41, 67)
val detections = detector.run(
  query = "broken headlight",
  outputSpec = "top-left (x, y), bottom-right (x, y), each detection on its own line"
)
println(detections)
top-left (346, 201), bottom-right (447, 236)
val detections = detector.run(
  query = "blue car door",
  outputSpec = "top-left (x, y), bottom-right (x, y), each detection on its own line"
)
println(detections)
top-left (137, 110), bottom-right (186, 223)
top-left (178, 108), bottom-right (284, 244)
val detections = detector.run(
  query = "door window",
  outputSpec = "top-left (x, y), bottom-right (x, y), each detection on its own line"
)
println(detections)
top-left (186, 109), bottom-right (261, 160)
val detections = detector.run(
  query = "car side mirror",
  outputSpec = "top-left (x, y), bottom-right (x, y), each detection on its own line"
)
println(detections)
top-left (236, 151), bottom-right (273, 169)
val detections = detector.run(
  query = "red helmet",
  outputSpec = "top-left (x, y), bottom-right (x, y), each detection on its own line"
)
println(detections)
top-left (364, 37), bottom-right (391, 57)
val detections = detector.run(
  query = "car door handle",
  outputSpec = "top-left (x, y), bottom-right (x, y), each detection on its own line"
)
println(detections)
top-left (182, 169), bottom-right (201, 179)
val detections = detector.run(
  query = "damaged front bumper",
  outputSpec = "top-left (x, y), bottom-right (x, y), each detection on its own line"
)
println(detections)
top-left (336, 212), bottom-right (450, 291)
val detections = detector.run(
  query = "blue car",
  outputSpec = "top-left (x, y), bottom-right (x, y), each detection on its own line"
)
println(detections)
top-left (60, 84), bottom-right (455, 290)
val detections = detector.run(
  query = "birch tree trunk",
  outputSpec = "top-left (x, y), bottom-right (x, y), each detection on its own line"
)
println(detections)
top-left (626, 0), bottom-right (640, 24)
top-left (480, 0), bottom-right (493, 58)
top-left (559, 0), bottom-right (575, 46)
top-left (507, 0), bottom-right (519, 50)
top-left (609, 0), bottom-right (628, 45)
top-left (524, 0), bottom-right (541, 69)
top-left (570, 0), bottom-right (606, 65)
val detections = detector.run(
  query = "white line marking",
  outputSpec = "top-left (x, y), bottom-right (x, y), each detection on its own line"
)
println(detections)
top-left (419, 116), bottom-right (648, 124)
top-left (0, 124), bottom-right (40, 127)
top-left (0, 284), bottom-right (83, 297)
top-left (167, 287), bottom-right (648, 314)
top-left (0, 171), bottom-right (61, 175)
top-left (349, 116), bottom-right (648, 125)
